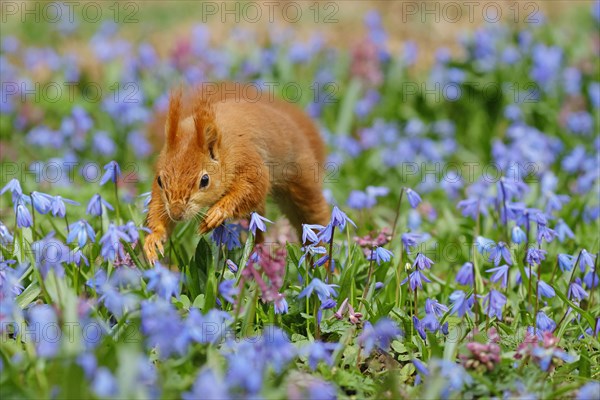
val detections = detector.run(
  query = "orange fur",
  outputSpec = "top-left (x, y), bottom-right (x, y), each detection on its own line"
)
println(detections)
top-left (144, 83), bottom-right (330, 263)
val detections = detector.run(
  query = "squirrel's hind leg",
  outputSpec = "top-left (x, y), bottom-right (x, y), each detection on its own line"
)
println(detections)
top-left (273, 174), bottom-right (330, 243)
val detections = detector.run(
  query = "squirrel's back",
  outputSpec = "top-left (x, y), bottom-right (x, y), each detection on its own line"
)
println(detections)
top-left (213, 99), bottom-right (325, 170)
top-left (148, 83), bottom-right (325, 166)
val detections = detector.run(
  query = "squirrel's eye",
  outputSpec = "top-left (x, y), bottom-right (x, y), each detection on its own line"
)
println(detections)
top-left (157, 176), bottom-right (163, 189)
top-left (200, 174), bottom-right (209, 189)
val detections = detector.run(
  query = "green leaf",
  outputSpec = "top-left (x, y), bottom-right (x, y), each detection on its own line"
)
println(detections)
top-left (16, 282), bottom-right (41, 309)
top-left (192, 294), bottom-right (205, 309)
top-left (235, 233), bottom-right (255, 286)
top-left (203, 273), bottom-right (217, 313)
top-left (578, 346), bottom-right (591, 378)
top-left (443, 326), bottom-right (459, 362)
top-left (122, 240), bottom-right (144, 270)
top-left (426, 332), bottom-right (444, 359)
top-left (176, 294), bottom-right (191, 310)
top-left (335, 78), bottom-right (362, 136)
top-left (553, 284), bottom-right (595, 329)
top-left (188, 237), bottom-right (212, 299)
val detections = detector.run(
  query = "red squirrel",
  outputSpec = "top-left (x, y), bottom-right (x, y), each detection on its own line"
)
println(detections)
top-left (143, 84), bottom-right (330, 263)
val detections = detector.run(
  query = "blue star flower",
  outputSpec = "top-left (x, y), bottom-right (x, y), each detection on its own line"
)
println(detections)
top-left (144, 262), bottom-right (180, 300)
top-left (554, 219), bottom-right (574, 243)
top-left (579, 249), bottom-right (596, 272)
top-left (401, 232), bottom-right (429, 253)
top-left (301, 224), bottom-right (324, 244)
top-left (486, 264), bottom-right (509, 288)
top-left (99, 160), bottom-right (122, 185)
top-left (449, 290), bottom-right (473, 317)
top-left (413, 253), bottom-right (434, 270)
top-left (370, 246), bottom-right (393, 265)
top-left (401, 270), bottom-right (431, 290)
top-left (412, 316), bottom-right (427, 340)
top-left (456, 262), bottom-right (474, 286)
top-left (302, 341), bottom-right (338, 370)
top-left (86, 193), bottom-right (114, 217)
top-left (99, 223), bottom-right (130, 261)
top-left (476, 236), bottom-right (495, 255)
top-left (526, 248), bottom-right (547, 266)
top-left (457, 197), bottom-right (485, 220)
top-left (536, 311), bottom-right (556, 333)
top-left (119, 221), bottom-right (149, 243)
top-left (298, 278), bottom-right (338, 302)
top-left (141, 299), bottom-right (185, 358)
top-left (358, 318), bottom-right (401, 354)
top-left (405, 188), bottom-right (422, 208)
top-left (511, 226), bottom-right (527, 244)
top-left (0, 222), bottom-right (14, 245)
top-left (330, 206), bottom-right (356, 230)
top-left (31, 191), bottom-right (54, 214)
top-left (212, 223), bottom-right (242, 250)
top-left (558, 254), bottom-right (575, 272)
top-left (218, 279), bottom-right (238, 304)
top-left (298, 244), bottom-right (327, 266)
top-left (480, 289), bottom-right (507, 320)
top-left (50, 195), bottom-right (79, 217)
top-left (274, 294), bottom-right (288, 315)
top-left (536, 223), bottom-right (557, 244)
top-left (67, 219), bottom-right (96, 248)
top-left (27, 305), bottom-right (60, 357)
top-left (15, 201), bottom-right (33, 228)
top-left (412, 358), bottom-right (430, 377)
top-left (425, 298), bottom-right (448, 317)
top-left (0, 178), bottom-right (23, 203)
top-left (32, 235), bottom-right (69, 278)
top-left (489, 242), bottom-right (512, 266)
top-left (583, 270), bottom-right (599, 289)
top-left (577, 382), bottom-right (600, 400)
top-left (568, 280), bottom-right (588, 301)
top-left (183, 369), bottom-right (228, 400)
top-left (248, 212), bottom-right (273, 236)
top-left (537, 280), bottom-right (556, 299)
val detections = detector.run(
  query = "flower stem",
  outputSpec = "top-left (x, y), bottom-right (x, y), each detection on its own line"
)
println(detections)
top-left (534, 272), bottom-right (540, 336)
top-left (555, 250), bottom-right (583, 331)
top-left (391, 187), bottom-right (405, 241)
top-left (233, 280), bottom-right (247, 336)
top-left (472, 261), bottom-right (479, 325)
top-left (64, 212), bottom-right (70, 235)
top-left (113, 181), bottom-right (121, 222)
top-left (29, 194), bottom-right (37, 241)
top-left (314, 300), bottom-right (320, 339)
top-left (394, 242), bottom-right (404, 309)
top-left (326, 225), bottom-right (336, 282)
top-left (528, 263), bottom-right (533, 311)
top-left (499, 179), bottom-right (509, 242)
top-left (216, 245), bottom-right (226, 288)
top-left (413, 287), bottom-right (418, 317)
top-left (361, 248), bottom-right (375, 314)
top-left (588, 254), bottom-right (598, 312)
top-left (306, 255), bottom-right (311, 335)
top-left (472, 200), bottom-right (483, 325)
top-left (549, 257), bottom-right (559, 284)
top-left (486, 292), bottom-right (492, 331)
top-left (355, 346), bottom-right (362, 370)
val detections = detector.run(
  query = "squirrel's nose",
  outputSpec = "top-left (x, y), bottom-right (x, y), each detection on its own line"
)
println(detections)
top-left (170, 203), bottom-right (185, 221)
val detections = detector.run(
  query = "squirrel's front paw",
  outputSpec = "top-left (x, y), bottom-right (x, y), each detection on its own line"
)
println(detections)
top-left (200, 206), bottom-right (228, 234)
top-left (144, 232), bottom-right (165, 264)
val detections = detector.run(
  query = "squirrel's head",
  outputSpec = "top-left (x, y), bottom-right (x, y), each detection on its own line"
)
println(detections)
top-left (155, 89), bottom-right (225, 222)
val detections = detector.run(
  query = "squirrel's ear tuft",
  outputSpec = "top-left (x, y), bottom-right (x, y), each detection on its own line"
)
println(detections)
top-left (165, 87), bottom-right (183, 151)
top-left (193, 98), bottom-right (220, 159)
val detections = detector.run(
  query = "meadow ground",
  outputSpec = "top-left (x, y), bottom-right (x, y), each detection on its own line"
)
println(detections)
top-left (0, 1), bottom-right (599, 399)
